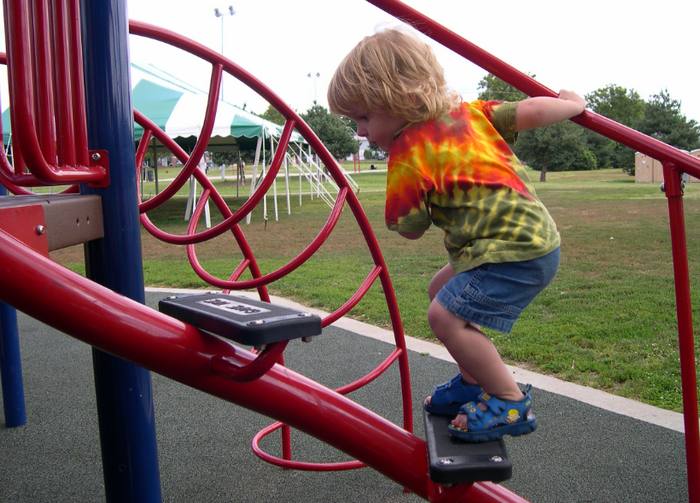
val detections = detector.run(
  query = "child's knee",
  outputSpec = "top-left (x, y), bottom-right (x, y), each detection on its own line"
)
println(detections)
top-left (427, 281), bottom-right (440, 302)
top-left (428, 264), bottom-right (454, 301)
top-left (428, 301), bottom-right (457, 341)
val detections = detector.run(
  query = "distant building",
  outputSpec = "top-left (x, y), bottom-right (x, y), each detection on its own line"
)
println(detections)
top-left (635, 149), bottom-right (700, 183)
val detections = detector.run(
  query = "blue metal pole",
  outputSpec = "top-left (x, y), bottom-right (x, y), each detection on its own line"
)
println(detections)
top-left (79, 1), bottom-right (161, 501)
top-left (0, 183), bottom-right (27, 428)
top-left (0, 302), bottom-right (26, 428)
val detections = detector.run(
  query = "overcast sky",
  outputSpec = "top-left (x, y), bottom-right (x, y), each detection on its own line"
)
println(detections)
top-left (124, 0), bottom-right (700, 122)
top-left (0, 1), bottom-right (697, 123)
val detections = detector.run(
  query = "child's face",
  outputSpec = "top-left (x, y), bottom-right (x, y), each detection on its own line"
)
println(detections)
top-left (348, 109), bottom-right (406, 152)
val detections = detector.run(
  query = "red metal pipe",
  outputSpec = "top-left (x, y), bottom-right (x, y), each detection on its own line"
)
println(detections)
top-left (662, 163), bottom-right (700, 502)
top-left (1, 1), bottom-right (104, 185)
top-left (322, 265), bottom-right (381, 326)
top-left (0, 228), bottom-right (534, 502)
top-left (50, 0), bottom-right (77, 166)
top-left (67, 0), bottom-right (89, 166)
top-left (29, 0), bottom-right (58, 164)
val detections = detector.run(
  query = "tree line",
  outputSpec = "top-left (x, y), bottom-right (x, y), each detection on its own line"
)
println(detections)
top-left (257, 74), bottom-right (700, 175)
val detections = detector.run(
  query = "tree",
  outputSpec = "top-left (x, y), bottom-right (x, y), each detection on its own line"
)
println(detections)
top-left (258, 105), bottom-right (285, 126)
top-left (477, 73), bottom-right (596, 173)
top-left (516, 121), bottom-right (597, 172)
top-left (301, 105), bottom-right (358, 160)
top-left (476, 73), bottom-right (528, 101)
top-left (584, 85), bottom-right (646, 170)
top-left (638, 90), bottom-right (700, 152)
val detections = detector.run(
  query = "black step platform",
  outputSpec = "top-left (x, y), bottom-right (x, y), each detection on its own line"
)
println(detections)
top-left (159, 293), bottom-right (322, 346)
top-left (423, 409), bottom-right (512, 484)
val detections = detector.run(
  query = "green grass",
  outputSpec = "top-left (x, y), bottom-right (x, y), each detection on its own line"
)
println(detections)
top-left (137, 162), bottom-right (388, 200)
top-left (56, 168), bottom-right (700, 412)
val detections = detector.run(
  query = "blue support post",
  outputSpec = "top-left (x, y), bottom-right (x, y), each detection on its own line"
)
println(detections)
top-left (0, 184), bottom-right (27, 428)
top-left (79, 1), bottom-right (161, 501)
top-left (0, 303), bottom-right (27, 428)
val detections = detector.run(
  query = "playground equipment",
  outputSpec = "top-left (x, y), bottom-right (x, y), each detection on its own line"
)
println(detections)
top-left (1, 0), bottom-right (699, 502)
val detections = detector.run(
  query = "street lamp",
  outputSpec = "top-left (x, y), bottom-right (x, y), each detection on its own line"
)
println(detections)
top-left (307, 71), bottom-right (320, 106)
top-left (214, 5), bottom-right (235, 101)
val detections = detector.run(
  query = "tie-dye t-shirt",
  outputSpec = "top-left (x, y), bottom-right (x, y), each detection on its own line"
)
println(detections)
top-left (385, 100), bottom-right (560, 273)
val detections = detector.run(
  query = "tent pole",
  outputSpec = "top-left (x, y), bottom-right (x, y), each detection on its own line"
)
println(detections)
top-left (151, 136), bottom-right (159, 195)
top-left (262, 132), bottom-right (267, 223)
top-left (271, 134), bottom-right (279, 222)
top-left (246, 135), bottom-right (262, 224)
top-left (284, 150), bottom-right (291, 215)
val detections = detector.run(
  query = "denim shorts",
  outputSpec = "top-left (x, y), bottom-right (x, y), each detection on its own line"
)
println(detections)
top-left (435, 248), bottom-right (560, 333)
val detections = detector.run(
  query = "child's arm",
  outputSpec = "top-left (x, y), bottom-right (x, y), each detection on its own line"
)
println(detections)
top-left (515, 90), bottom-right (586, 131)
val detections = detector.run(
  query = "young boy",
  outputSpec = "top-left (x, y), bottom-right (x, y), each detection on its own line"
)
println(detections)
top-left (327, 28), bottom-right (586, 442)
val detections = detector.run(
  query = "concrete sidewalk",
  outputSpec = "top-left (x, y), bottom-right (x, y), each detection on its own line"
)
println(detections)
top-left (0, 291), bottom-right (689, 502)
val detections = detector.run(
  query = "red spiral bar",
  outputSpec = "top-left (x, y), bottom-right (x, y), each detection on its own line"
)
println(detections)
top-left (128, 17), bottom-right (414, 475)
top-left (185, 187), bottom-right (348, 290)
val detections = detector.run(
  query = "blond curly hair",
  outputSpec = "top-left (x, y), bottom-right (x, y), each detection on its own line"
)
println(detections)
top-left (328, 28), bottom-right (459, 124)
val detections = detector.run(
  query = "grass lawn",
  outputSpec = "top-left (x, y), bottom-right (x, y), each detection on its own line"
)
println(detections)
top-left (52, 168), bottom-right (700, 412)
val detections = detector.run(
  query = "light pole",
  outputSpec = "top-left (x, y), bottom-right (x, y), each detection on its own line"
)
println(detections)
top-left (307, 71), bottom-right (320, 106)
top-left (214, 5), bottom-right (235, 101)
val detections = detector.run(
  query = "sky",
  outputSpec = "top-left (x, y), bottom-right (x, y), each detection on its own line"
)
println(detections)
top-left (123, 0), bottom-right (700, 122)
top-left (0, 1), bottom-right (699, 122)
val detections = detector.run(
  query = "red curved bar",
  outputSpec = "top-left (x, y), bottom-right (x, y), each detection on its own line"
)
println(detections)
top-left (138, 64), bottom-right (223, 213)
top-left (252, 421), bottom-right (365, 472)
top-left (335, 348), bottom-right (403, 396)
top-left (210, 342), bottom-right (288, 382)
top-left (321, 265), bottom-right (382, 327)
top-left (129, 15), bottom-right (413, 477)
top-left (185, 187), bottom-right (348, 289)
top-left (136, 111), bottom-right (297, 243)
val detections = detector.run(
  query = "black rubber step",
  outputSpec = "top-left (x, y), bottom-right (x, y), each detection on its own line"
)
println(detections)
top-left (423, 409), bottom-right (512, 484)
top-left (159, 292), bottom-right (322, 346)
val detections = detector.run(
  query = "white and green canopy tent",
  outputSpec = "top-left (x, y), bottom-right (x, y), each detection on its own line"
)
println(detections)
top-left (1, 63), bottom-right (346, 221)
top-left (129, 63), bottom-right (322, 225)
top-left (1, 62), bottom-right (304, 149)
top-left (130, 62), bottom-right (305, 147)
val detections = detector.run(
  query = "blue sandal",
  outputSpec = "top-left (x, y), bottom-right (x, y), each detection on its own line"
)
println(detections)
top-left (448, 385), bottom-right (537, 443)
top-left (424, 374), bottom-right (482, 416)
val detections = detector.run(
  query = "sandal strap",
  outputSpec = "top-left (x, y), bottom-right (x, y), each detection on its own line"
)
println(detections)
top-left (457, 387), bottom-right (534, 430)
top-left (476, 392), bottom-right (508, 415)
top-left (434, 374), bottom-right (463, 392)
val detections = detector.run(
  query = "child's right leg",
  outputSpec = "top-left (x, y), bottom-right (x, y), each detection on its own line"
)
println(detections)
top-left (427, 301), bottom-right (523, 401)
top-left (428, 300), bottom-right (536, 441)
top-left (423, 263), bottom-right (482, 415)
top-left (427, 264), bottom-right (476, 381)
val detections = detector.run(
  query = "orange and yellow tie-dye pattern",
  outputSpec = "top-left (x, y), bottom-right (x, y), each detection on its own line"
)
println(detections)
top-left (385, 100), bottom-right (560, 272)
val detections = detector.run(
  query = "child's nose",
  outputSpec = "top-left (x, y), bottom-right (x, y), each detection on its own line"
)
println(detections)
top-left (356, 125), bottom-right (368, 137)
